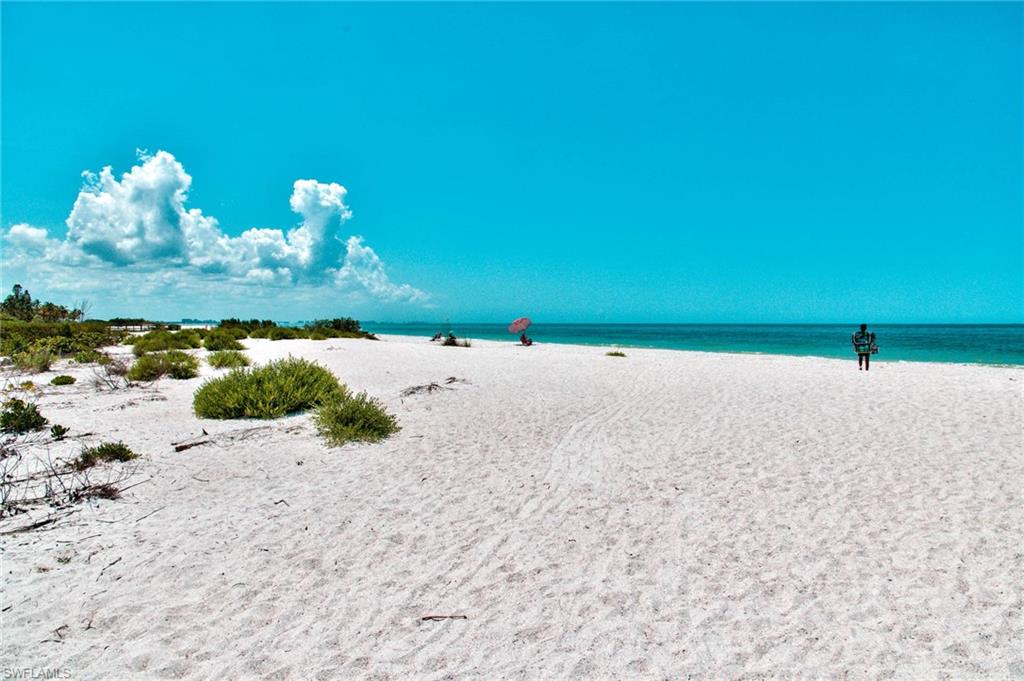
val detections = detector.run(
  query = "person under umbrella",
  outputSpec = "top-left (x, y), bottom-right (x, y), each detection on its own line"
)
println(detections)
top-left (509, 317), bottom-right (533, 346)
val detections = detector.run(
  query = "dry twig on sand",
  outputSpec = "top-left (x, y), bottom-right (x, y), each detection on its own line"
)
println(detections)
top-left (401, 377), bottom-right (467, 396)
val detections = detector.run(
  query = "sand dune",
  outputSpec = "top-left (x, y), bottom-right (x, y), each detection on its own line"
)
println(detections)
top-left (2, 336), bottom-right (1022, 679)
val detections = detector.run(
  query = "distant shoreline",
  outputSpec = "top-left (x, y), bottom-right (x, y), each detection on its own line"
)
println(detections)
top-left (365, 323), bottom-right (1024, 367)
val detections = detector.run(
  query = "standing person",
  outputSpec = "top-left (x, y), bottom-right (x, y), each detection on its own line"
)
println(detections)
top-left (851, 323), bottom-right (876, 371)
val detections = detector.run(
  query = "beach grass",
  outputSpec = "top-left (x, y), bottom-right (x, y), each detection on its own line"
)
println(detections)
top-left (606, 350), bottom-right (626, 357)
top-left (131, 330), bottom-right (202, 356)
top-left (203, 329), bottom-right (245, 352)
top-left (13, 348), bottom-right (53, 373)
top-left (74, 441), bottom-right (137, 470)
top-left (193, 357), bottom-right (344, 419)
top-left (313, 392), bottom-right (400, 446)
top-left (207, 350), bottom-right (251, 369)
top-left (127, 350), bottom-right (200, 381)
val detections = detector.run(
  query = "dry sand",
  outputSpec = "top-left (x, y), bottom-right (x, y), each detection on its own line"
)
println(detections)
top-left (2, 335), bottom-right (1022, 679)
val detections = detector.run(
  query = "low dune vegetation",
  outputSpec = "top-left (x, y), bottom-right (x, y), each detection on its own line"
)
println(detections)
top-left (74, 441), bottom-right (138, 471)
top-left (193, 357), bottom-right (398, 446)
top-left (127, 350), bottom-right (200, 381)
top-left (130, 329), bottom-right (203, 356)
top-left (193, 357), bottom-right (343, 419)
top-left (1, 287), bottom-right (124, 373)
top-left (0, 398), bottom-right (48, 434)
top-left (50, 375), bottom-right (76, 385)
top-left (73, 349), bottom-right (109, 365)
top-left (606, 350), bottom-right (627, 357)
top-left (203, 329), bottom-right (244, 351)
top-left (207, 350), bottom-right (250, 369)
top-left (313, 391), bottom-right (400, 446)
top-left (217, 317), bottom-right (378, 341)
top-left (12, 348), bottom-right (53, 373)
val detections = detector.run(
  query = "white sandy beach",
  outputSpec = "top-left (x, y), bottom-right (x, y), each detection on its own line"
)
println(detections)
top-left (2, 335), bottom-right (1022, 679)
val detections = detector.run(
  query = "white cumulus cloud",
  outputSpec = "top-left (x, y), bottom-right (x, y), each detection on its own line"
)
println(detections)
top-left (4, 149), bottom-right (427, 306)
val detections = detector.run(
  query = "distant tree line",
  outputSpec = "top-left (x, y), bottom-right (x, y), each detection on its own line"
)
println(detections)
top-left (0, 284), bottom-right (85, 322)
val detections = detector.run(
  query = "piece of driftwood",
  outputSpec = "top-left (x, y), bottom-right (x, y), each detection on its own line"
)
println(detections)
top-left (421, 614), bottom-right (468, 621)
top-left (97, 556), bottom-right (122, 579)
top-left (134, 506), bottom-right (165, 523)
top-left (173, 440), bottom-right (210, 452)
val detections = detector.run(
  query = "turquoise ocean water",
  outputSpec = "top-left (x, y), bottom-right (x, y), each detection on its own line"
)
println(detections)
top-left (361, 323), bottom-right (1024, 366)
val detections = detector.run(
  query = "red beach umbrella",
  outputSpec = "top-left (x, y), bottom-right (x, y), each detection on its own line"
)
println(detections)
top-left (508, 317), bottom-right (532, 335)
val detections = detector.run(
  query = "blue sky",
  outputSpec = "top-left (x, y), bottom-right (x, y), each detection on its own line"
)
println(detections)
top-left (2, 2), bottom-right (1021, 323)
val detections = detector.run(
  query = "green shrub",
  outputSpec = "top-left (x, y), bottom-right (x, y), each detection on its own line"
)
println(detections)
top-left (203, 329), bottom-right (244, 351)
top-left (131, 330), bottom-right (202, 356)
top-left (74, 441), bottom-right (137, 470)
top-left (50, 375), bottom-right (76, 385)
top-left (223, 326), bottom-right (249, 340)
top-left (248, 326), bottom-right (272, 339)
top-left (313, 392), bottom-right (400, 446)
top-left (193, 357), bottom-right (344, 419)
top-left (1, 398), bottom-right (48, 433)
top-left (74, 349), bottom-right (108, 364)
top-left (207, 350), bottom-right (250, 369)
top-left (605, 351), bottom-right (626, 357)
top-left (0, 319), bottom-right (118, 357)
top-left (219, 319), bottom-right (275, 335)
top-left (127, 350), bottom-right (200, 381)
top-left (24, 333), bottom-right (109, 357)
top-left (50, 424), bottom-right (70, 441)
top-left (13, 348), bottom-right (52, 373)
top-left (267, 327), bottom-right (308, 341)
top-left (302, 318), bottom-right (377, 340)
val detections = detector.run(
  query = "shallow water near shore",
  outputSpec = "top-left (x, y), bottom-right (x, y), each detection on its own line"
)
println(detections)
top-left (362, 323), bottom-right (1024, 366)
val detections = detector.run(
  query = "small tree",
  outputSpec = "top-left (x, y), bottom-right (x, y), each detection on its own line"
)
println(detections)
top-left (35, 301), bottom-right (73, 322)
top-left (1, 284), bottom-right (36, 321)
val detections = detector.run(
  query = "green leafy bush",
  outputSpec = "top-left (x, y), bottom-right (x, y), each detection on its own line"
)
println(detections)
top-left (313, 392), bottom-right (400, 446)
top-left (74, 441), bottom-right (137, 470)
top-left (127, 351), bottom-right (200, 381)
top-left (0, 319), bottom-right (119, 357)
top-left (207, 350), bottom-right (250, 369)
top-left (131, 330), bottom-right (203, 356)
top-left (203, 329), bottom-right (244, 351)
top-left (193, 357), bottom-right (344, 419)
top-left (50, 424), bottom-right (70, 440)
top-left (50, 375), bottom-right (76, 385)
top-left (605, 351), bottom-right (626, 357)
top-left (1, 398), bottom-right (48, 433)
